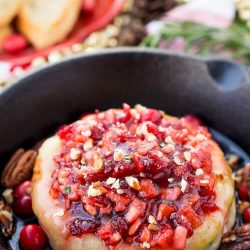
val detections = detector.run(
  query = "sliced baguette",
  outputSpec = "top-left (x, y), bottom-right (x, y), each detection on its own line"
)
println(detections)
top-left (0, 0), bottom-right (21, 27)
top-left (17, 0), bottom-right (82, 49)
top-left (0, 26), bottom-right (13, 52)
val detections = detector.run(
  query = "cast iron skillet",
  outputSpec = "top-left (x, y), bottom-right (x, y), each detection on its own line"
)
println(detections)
top-left (0, 48), bottom-right (250, 158)
top-left (0, 48), bottom-right (250, 249)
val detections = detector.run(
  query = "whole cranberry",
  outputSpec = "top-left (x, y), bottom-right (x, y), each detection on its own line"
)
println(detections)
top-left (3, 34), bottom-right (28, 54)
top-left (20, 224), bottom-right (48, 250)
top-left (243, 207), bottom-right (250, 223)
top-left (82, 0), bottom-right (97, 13)
top-left (13, 181), bottom-right (33, 217)
top-left (238, 182), bottom-right (249, 201)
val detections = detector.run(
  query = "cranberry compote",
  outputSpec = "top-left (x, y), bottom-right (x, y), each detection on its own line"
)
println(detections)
top-left (50, 104), bottom-right (218, 249)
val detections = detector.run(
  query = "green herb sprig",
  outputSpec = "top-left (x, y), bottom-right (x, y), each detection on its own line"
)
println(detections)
top-left (141, 20), bottom-right (250, 64)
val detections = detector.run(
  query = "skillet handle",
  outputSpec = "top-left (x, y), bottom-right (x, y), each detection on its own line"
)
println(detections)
top-left (205, 59), bottom-right (250, 90)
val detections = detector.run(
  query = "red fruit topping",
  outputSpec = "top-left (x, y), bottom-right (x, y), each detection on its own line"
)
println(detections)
top-left (161, 187), bottom-right (181, 200)
top-left (183, 114), bottom-right (203, 127)
top-left (97, 222), bottom-right (112, 239)
top-left (243, 207), bottom-right (250, 223)
top-left (172, 226), bottom-right (188, 250)
top-left (106, 191), bottom-right (130, 212)
top-left (82, 0), bottom-right (97, 13)
top-left (13, 181), bottom-right (33, 217)
top-left (128, 218), bottom-right (142, 235)
top-left (238, 182), bottom-right (249, 201)
top-left (140, 108), bottom-right (162, 124)
top-left (19, 224), bottom-right (48, 250)
top-left (138, 226), bottom-right (151, 243)
top-left (3, 34), bottom-right (28, 54)
top-left (157, 203), bottom-right (175, 221)
top-left (125, 199), bottom-right (146, 224)
top-left (181, 206), bottom-right (202, 229)
top-left (50, 105), bottom-right (218, 248)
top-left (97, 219), bottom-right (125, 246)
top-left (139, 179), bottom-right (159, 198)
top-left (151, 229), bottom-right (173, 248)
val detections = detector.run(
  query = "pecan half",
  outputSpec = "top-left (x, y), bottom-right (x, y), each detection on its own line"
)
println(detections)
top-left (220, 224), bottom-right (250, 250)
top-left (1, 149), bottom-right (37, 188)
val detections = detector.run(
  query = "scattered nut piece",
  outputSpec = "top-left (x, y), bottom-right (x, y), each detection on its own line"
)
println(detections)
top-left (117, 189), bottom-right (124, 194)
top-left (227, 154), bottom-right (240, 169)
top-left (2, 189), bottom-right (13, 204)
top-left (165, 136), bottom-right (175, 145)
top-left (70, 148), bottom-right (81, 160)
top-left (130, 109), bottom-right (140, 119)
top-left (168, 178), bottom-right (174, 183)
top-left (238, 201), bottom-right (250, 214)
top-left (147, 133), bottom-right (157, 142)
top-left (195, 168), bottom-right (204, 176)
top-left (200, 179), bottom-right (209, 186)
top-left (81, 130), bottom-right (92, 137)
top-left (184, 151), bottom-right (191, 161)
top-left (148, 215), bottom-right (157, 225)
top-left (0, 200), bottom-right (15, 237)
top-left (92, 153), bottom-right (103, 171)
top-left (83, 139), bottom-right (93, 151)
top-left (113, 151), bottom-right (124, 161)
top-left (180, 178), bottom-right (188, 193)
top-left (111, 179), bottom-right (120, 190)
top-left (81, 158), bottom-right (86, 165)
top-left (106, 177), bottom-right (117, 185)
top-left (125, 176), bottom-right (140, 190)
top-left (53, 209), bottom-right (65, 217)
top-left (87, 182), bottom-right (107, 197)
top-left (142, 242), bottom-right (151, 249)
top-left (173, 154), bottom-right (183, 165)
top-left (196, 133), bottom-right (206, 140)
top-left (148, 224), bottom-right (160, 231)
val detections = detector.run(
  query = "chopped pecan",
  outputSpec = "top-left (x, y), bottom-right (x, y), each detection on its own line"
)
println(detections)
top-left (1, 189), bottom-right (13, 205)
top-left (0, 200), bottom-right (15, 237)
top-left (235, 164), bottom-right (250, 198)
top-left (227, 154), bottom-right (240, 169)
top-left (238, 202), bottom-right (250, 214)
top-left (220, 224), bottom-right (250, 250)
top-left (1, 149), bottom-right (37, 188)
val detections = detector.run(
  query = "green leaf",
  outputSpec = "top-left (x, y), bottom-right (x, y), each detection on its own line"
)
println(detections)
top-left (64, 186), bottom-right (71, 195)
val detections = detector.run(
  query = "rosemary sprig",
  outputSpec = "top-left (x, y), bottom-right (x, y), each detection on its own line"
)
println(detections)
top-left (140, 20), bottom-right (250, 64)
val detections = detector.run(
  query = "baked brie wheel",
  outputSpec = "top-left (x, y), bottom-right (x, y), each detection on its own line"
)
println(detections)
top-left (32, 105), bottom-right (235, 250)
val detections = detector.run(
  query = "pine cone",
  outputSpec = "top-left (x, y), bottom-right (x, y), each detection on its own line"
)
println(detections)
top-left (118, 0), bottom-right (176, 46)
top-left (118, 18), bottom-right (145, 46)
top-left (132, 0), bottom-right (177, 23)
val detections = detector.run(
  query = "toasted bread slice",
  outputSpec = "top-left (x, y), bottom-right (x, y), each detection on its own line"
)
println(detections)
top-left (17, 0), bottom-right (82, 49)
top-left (0, 26), bottom-right (13, 52)
top-left (0, 0), bottom-right (21, 27)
